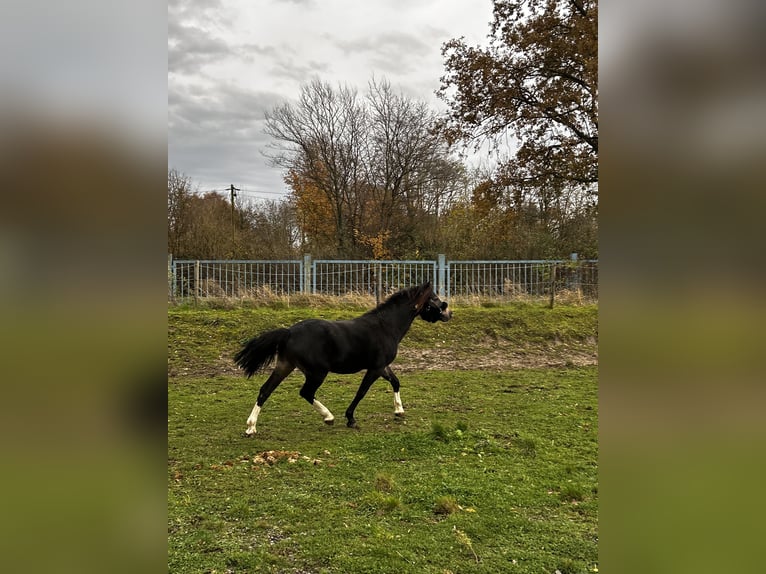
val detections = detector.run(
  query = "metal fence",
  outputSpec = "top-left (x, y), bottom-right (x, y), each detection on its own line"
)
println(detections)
top-left (171, 260), bottom-right (304, 299)
top-left (169, 255), bottom-right (597, 303)
top-left (312, 260), bottom-right (437, 297)
top-left (446, 259), bottom-right (598, 299)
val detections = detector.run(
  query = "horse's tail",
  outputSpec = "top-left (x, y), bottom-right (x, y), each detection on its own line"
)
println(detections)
top-left (234, 328), bottom-right (290, 378)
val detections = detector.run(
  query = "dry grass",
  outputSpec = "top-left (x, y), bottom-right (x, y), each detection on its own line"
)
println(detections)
top-left (173, 283), bottom-right (595, 309)
top-left (178, 284), bottom-right (379, 310)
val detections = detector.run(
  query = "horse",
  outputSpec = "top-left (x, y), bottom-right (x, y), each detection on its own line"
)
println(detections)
top-left (234, 281), bottom-right (452, 435)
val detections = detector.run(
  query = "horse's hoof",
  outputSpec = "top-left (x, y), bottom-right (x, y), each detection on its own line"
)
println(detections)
top-left (346, 420), bottom-right (357, 428)
top-left (324, 418), bottom-right (335, 426)
top-left (394, 412), bottom-right (405, 418)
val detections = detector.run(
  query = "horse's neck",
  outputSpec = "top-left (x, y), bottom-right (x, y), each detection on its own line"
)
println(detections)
top-left (376, 304), bottom-right (417, 341)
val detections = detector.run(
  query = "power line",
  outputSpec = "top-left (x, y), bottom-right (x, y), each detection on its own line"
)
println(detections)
top-left (194, 188), bottom-right (286, 197)
top-left (239, 188), bottom-right (286, 196)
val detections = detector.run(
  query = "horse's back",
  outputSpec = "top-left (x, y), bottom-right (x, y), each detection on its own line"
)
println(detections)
top-left (284, 317), bottom-right (391, 374)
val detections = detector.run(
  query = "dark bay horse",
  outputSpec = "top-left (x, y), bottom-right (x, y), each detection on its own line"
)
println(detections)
top-left (234, 281), bottom-right (452, 435)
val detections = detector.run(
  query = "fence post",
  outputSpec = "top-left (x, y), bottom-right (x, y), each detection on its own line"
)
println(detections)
top-left (311, 257), bottom-right (317, 295)
top-left (549, 262), bottom-right (557, 309)
top-left (570, 252), bottom-right (581, 294)
top-left (375, 262), bottom-right (383, 305)
top-left (194, 260), bottom-right (200, 305)
top-left (437, 254), bottom-right (446, 297)
top-left (303, 254), bottom-right (311, 294)
top-left (167, 254), bottom-right (174, 304)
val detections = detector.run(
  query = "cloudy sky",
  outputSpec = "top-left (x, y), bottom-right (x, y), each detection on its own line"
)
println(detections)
top-left (168, 0), bottom-right (495, 202)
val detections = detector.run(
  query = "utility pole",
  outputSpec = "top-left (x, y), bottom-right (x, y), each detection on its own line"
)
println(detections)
top-left (229, 184), bottom-right (240, 232)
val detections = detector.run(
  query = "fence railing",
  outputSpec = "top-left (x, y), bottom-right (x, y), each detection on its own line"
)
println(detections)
top-left (446, 259), bottom-right (598, 300)
top-left (168, 255), bottom-right (597, 304)
top-left (312, 259), bottom-right (437, 297)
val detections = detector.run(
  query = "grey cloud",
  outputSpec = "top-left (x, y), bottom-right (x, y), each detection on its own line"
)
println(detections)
top-left (271, 0), bottom-right (316, 6)
top-left (169, 0), bottom-right (224, 20)
top-left (169, 22), bottom-right (232, 75)
top-left (169, 82), bottom-right (284, 132)
top-left (332, 31), bottom-right (431, 74)
top-left (240, 43), bottom-right (281, 59)
top-left (270, 58), bottom-right (331, 82)
top-left (169, 82), bottom-right (289, 191)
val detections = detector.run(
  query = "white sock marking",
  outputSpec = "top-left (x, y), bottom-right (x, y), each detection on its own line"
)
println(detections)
top-left (312, 399), bottom-right (334, 422)
top-left (393, 392), bottom-right (404, 414)
top-left (246, 404), bottom-right (261, 435)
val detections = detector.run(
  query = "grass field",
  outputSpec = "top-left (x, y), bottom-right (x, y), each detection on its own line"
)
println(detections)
top-left (168, 302), bottom-right (598, 574)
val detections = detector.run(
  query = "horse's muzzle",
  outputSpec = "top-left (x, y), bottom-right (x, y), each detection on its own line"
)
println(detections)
top-left (439, 308), bottom-right (453, 321)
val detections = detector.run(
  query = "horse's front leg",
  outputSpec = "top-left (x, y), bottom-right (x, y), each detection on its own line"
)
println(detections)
top-left (382, 365), bottom-right (404, 416)
top-left (345, 369), bottom-right (382, 428)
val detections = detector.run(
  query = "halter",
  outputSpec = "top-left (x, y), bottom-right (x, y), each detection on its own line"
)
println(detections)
top-left (413, 285), bottom-right (434, 314)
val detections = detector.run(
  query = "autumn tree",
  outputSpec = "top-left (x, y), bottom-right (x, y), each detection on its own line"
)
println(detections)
top-left (168, 169), bottom-right (300, 259)
top-left (265, 80), bottom-right (367, 256)
top-left (237, 199), bottom-right (301, 259)
top-left (266, 78), bottom-right (466, 259)
top-left (361, 79), bottom-right (465, 256)
top-left (284, 169), bottom-right (337, 256)
top-left (438, 0), bottom-right (598, 256)
top-left (183, 192), bottom-right (238, 258)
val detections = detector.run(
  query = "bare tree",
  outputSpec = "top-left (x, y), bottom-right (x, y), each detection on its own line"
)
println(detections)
top-left (238, 199), bottom-right (300, 258)
top-left (265, 79), bottom-right (368, 255)
top-left (267, 77), bottom-right (466, 258)
top-left (364, 80), bottom-right (439, 230)
top-left (167, 168), bottom-right (193, 256)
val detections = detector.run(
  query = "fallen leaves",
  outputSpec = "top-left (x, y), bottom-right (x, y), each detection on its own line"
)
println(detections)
top-left (252, 450), bottom-right (302, 465)
top-left (250, 450), bottom-right (328, 466)
top-left (206, 450), bottom-right (333, 472)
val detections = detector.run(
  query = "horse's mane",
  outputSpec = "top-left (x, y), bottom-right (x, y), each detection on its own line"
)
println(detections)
top-left (363, 285), bottom-right (419, 316)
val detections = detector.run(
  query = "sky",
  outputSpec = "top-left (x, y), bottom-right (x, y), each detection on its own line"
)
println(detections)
top-left (168, 0), bottom-right (496, 203)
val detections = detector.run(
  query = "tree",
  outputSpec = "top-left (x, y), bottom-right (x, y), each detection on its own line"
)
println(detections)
top-left (265, 78), bottom-right (466, 258)
top-left (185, 192), bottom-right (237, 259)
top-left (284, 168), bottom-right (337, 256)
top-left (167, 169), bottom-right (233, 258)
top-left (438, 0), bottom-right (598, 197)
top-left (238, 199), bottom-right (301, 259)
top-left (265, 80), bottom-right (367, 255)
top-left (362, 79), bottom-right (456, 251)
top-left (168, 169), bottom-right (301, 259)
top-left (167, 168), bottom-right (193, 256)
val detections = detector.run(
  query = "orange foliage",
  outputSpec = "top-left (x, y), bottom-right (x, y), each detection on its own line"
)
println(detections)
top-left (285, 170), bottom-right (336, 247)
top-left (354, 229), bottom-right (392, 260)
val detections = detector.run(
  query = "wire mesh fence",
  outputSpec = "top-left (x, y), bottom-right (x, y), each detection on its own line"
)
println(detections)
top-left (447, 259), bottom-right (598, 300)
top-left (171, 260), bottom-right (304, 299)
top-left (312, 260), bottom-right (437, 300)
top-left (169, 256), bottom-right (597, 304)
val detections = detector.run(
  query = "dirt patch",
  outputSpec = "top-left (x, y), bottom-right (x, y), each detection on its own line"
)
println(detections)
top-left (395, 342), bottom-right (597, 372)
top-left (169, 340), bottom-right (597, 379)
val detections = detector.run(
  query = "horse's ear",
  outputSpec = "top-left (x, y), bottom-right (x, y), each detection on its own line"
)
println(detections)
top-left (414, 281), bottom-right (433, 311)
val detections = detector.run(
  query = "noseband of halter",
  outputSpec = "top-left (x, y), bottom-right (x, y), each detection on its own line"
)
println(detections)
top-left (413, 285), bottom-right (434, 314)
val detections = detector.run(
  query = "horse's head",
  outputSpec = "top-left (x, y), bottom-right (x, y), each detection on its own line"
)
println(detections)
top-left (414, 281), bottom-right (453, 323)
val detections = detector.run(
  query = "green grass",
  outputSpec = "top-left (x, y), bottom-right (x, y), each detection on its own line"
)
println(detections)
top-left (168, 302), bottom-right (597, 377)
top-left (169, 303), bottom-right (598, 573)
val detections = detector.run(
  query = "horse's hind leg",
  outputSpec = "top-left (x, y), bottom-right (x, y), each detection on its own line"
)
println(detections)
top-left (245, 359), bottom-right (294, 436)
top-left (381, 365), bottom-right (404, 416)
top-left (298, 371), bottom-right (334, 425)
